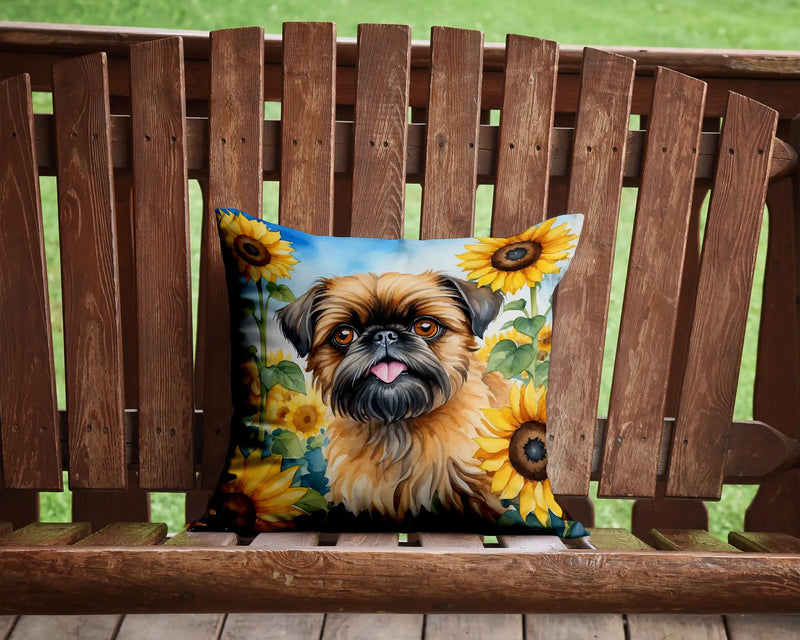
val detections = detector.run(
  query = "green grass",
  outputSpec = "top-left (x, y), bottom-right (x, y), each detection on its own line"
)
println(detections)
top-left (11, 0), bottom-right (788, 536)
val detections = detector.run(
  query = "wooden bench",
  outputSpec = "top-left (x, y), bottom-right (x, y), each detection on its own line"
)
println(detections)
top-left (0, 21), bottom-right (799, 633)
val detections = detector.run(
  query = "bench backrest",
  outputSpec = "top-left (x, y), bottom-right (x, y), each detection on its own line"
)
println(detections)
top-left (0, 23), bottom-right (797, 531)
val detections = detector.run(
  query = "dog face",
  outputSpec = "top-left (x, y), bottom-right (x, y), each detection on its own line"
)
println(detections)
top-left (276, 271), bottom-right (502, 424)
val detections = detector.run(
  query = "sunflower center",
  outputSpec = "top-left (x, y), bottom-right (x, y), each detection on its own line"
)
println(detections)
top-left (508, 420), bottom-right (548, 480)
top-left (234, 234), bottom-right (272, 267)
top-left (490, 240), bottom-right (543, 271)
top-left (292, 405), bottom-right (319, 434)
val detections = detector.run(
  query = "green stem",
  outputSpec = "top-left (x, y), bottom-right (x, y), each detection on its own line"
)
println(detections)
top-left (529, 285), bottom-right (539, 318)
top-left (256, 282), bottom-right (272, 429)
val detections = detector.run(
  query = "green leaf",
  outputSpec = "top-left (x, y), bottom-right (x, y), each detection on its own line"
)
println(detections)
top-left (503, 299), bottom-right (527, 312)
top-left (499, 319), bottom-right (517, 331)
top-left (270, 430), bottom-right (305, 459)
top-left (534, 360), bottom-right (550, 387)
top-left (486, 340), bottom-right (535, 379)
top-left (294, 489), bottom-right (328, 513)
top-left (261, 360), bottom-right (306, 394)
top-left (265, 281), bottom-right (279, 294)
top-left (513, 315), bottom-right (547, 339)
top-left (270, 284), bottom-right (296, 303)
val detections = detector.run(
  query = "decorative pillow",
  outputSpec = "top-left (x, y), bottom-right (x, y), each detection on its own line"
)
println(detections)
top-left (193, 208), bottom-right (586, 538)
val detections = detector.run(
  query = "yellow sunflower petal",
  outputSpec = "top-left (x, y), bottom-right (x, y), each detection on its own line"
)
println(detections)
top-left (500, 471), bottom-right (526, 501)
top-left (474, 437), bottom-right (509, 455)
top-left (491, 461), bottom-right (514, 494)
top-left (519, 480), bottom-right (536, 519)
top-left (543, 479), bottom-right (562, 517)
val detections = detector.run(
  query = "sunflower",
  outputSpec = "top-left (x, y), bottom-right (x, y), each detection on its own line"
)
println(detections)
top-left (284, 386), bottom-right (330, 437)
top-left (218, 448), bottom-right (309, 530)
top-left (457, 218), bottom-right (578, 294)
top-left (536, 323), bottom-right (552, 361)
top-left (476, 328), bottom-right (532, 362)
top-left (474, 383), bottom-right (563, 525)
top-left (265, 387), bottom-right (295, 426)
top-left (217, 209), bottom-right (298, 283)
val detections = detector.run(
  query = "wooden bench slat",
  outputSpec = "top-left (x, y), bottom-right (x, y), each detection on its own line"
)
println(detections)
top-left (498, 535), bottom-right (566, 551)
top-left (165, 529), bottom-right (238, 547)
top-left (350, 24), bottom-right (410, 239)
top-left (492, 35), bottom-right (558, 234)
top-left (601, 68), bottom-right (707, 498)
top-left (73, 522), bottom-right (167, 547)
top-left (667, 93), bottom-right (779, 499)
top-left (418, 532), bottom-right (484, 548)
top-left (336, 532), bottom-right (400, 547)
top-left (729, 532), bottom-right (800, 553)
top-left (280, 22), bottom-right (336, 234)
top-left (197, 27), bottom-right (265, 491)
top-left (526, 614), bottom-right (625, 640)
top-left (0, 73), bottom-right (62, 490)
top-left (130, 37), bottom-right (195, 490)
top-left (71, 467), bottom-right (150, 531)
top-left (420, 26), bottom-right (483, 240)
top-left (249, 531), bottom-right (320, 548)
top-left (587, 528), bottom-right (653, 551)
top-left (547, 48), bottom-right (636, 496)
top-left (0, 523), bottom-right (11, 537)
top-left (52, 53), bottom-right (127, 491)
top-left (0, 478), bottom-right (38, 529)
top-left (1, 522), bottom-right (90, 546)
top-left (627, 615), bottom-right (727, 640)
top-left (651, 528), bottom-right (738, 552)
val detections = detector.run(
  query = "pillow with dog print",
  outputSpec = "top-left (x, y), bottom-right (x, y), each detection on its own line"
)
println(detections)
top-left (192, 208), bottom-right (587, 538)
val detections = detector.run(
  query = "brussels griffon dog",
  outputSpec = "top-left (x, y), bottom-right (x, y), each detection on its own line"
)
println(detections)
top-left (276, 271), bottom-right (510, 522)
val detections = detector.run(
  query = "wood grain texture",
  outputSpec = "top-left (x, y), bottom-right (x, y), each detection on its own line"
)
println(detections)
top-left (0, 467), bottom-right (38, 527)
top-left (546, 48), bottom-right (635, 496)
top-left (198, 27), bottom-right (264, 490)
top-left (73, 522), bottom-right (167, 546)
top-left (588, 528), bottom-right (653, 551)
top-left (116, 614), bottom-right (224, 640)
top-left (71, 468), bottom-right (150, 530)
top-left (726, 614), bottom-right (800, 640)
top-left (420, 27), bottom-right (483, 240)
top-left (129, 37), bottom-right (195, 490)
top-left (350, 24), bottom-right (410, 239)
top-left (249, 531), bottom-right (319, 548)
top-left (631, 481), bottom-right (708, 548)
top-left (52, 53), bottom-right (126, 490)
top-left (492, 35), bottom-right (558, 235)
top-left (222, 613), bottom-right (325, 640)
top-left (651, 529), bottom-right (738, 552)
top-left (280, 22), bottom-right (336, 234)
top-left (627, 615), bottom-right (727, 640)
top-left (729, 531), bottom-right (800, 553)
top-left (667, 93), bottom-right (778, 499)
top-left (600, 68), bottom-right (706, 498)
top-left (323, 613), bottom-right (422, 640)
top-left (0, 73), bottom-right (61, 489)
top-left (2, 547), bottom-right (798, 614)
top-left (425, 614), bottom-right (522, 640)
top-left (8, 614), bottom-right (121, 640)
top-left (526, 614), bottom-right (625, 640)
top-left (165, 529), bottom-right (238, 547)
top-left (0, 522), bottom-right (90, 546)
top-left (498, 535), bottom-right (566, 551)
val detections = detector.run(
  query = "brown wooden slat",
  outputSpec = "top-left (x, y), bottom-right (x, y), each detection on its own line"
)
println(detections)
top-left (651, 529), bottom-right (738, 552)
top-left (729, 531), bottom-right (800, 553)
top-left (526, 614), bottom-right (625, 640)
top-left (600, 68), bottom-right (706, 498)
top-left (667, 93), bottom-right (779, 499)
top-left (71, 468), bottom-right (150, 530)
top-left (165, 529), bottom-right (238, 547)
top-left (73, 522), bottom-right (167, 546)
top-left (1, 522), bottom-right (90, 546)
top-left (588, 528), bottom-right (653, 551)
top-left (725, 614), bottom-right (800, 640)
top-left (0, 470), bottom-right (38, 528)
top-left (630, 481), bottom-right (708, 547)
top-left (418, 532), bottom-right (483, 548)
top-left (129, 37), bottom-right (194, 490)
top-left (198, 27), bottom-right (265, 491)
top-left (349, 24), bottom-right (410, 240)
top-left (336, 532), bottom-right (399, 547)
top-left (498, 535), bottom-right (566, 551)
top-left (627, 615), bottom-right (727, 640)
top-left (249, 532), bottom-right (319, 548)
top-left (0, 73), bottom-right (61, 490)
top-left (52, 53), bottom-right (127, 490)
top-left (419, 26), bottom-right (483, 240)
top-left (492, 35), bottom-right (558, 235)
top-left (9, 615), bottom-right (121, 640)
top-left (547, 48), bottom-right (636, 496)
top-left (0, 523), bottom-right (11, 536)
top-left (280, 22), bottom-right (335, 234)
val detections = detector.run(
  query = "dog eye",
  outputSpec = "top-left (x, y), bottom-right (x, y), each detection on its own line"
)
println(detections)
top-left (412, 318), bottom-right (440, 339)
top-left (331, 325), bottom-right (357, 346)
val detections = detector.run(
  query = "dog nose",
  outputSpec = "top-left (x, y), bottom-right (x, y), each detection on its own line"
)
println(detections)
top-left (373, 330), bottom-right (398, 345)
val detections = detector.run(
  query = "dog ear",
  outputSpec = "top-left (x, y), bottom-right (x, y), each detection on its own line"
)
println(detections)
top-left (275, 282), bottom-right (327, 357)
top-left (439, 275), bottom-right (503, 338)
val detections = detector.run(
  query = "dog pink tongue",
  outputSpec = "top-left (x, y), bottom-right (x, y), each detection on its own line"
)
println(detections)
top-left (370, 361), bottom-right (407, 383)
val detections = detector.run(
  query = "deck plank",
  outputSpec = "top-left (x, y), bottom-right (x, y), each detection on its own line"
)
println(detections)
top-left (627, 614), bottom-right (727, 640)
top-left (725, 615), bottom-right (800, 639)
top-left (221, 613), bottom-right (324, 640)
top-left (115, 614), bottom-right (224, 640)
top-left (10, 615), bottom-right (120, 640)
top-left (526, 614), bottom-right (624, 640)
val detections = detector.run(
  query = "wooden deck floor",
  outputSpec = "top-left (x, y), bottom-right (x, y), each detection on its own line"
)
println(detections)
top-left (2, 613), bottom-right (799, 639)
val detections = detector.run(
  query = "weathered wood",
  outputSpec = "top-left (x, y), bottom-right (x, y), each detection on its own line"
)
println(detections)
top-left (249, 532), bottom-right (319, 548)
top-left (0, 522), bottom-right (90, 546)
top-left (0, 73), bottom-right (61, 490)
top-left (600, 68), bottom-right (706, 498)
top-left (668, 93), bottom-right (779, 499)
top-left (52, 53), bottom-right (127, 490)
top-left (420, 27), bottom-right (483, 239)
top-left (2, 548), bottom-right (799, 614)
top-left (165, 529), bottom-right (238, 547)
top-left (651, 529), bottom-right (738, 552)
top-left (73, 522), bottom-right (167, 546)
top-left (129, 37), bottom-right (195, 490)
top-left (197, 27), bottom-right (265, 491)
top-left (426, 614), bottom-right (522, 640)
top-left (280, 22), bottom-right (335, 234)
top-left (418, 532), bottom-right (483, 548)
top-left (8, 614), bottom-right (121, 640)
top-left (0, 471), bottom-right (38, 528)
top-left (323, 614), bottom-right (422, 640)
top-left (725, 614), bottom-right (800, 640)
top-left (0, 616), bottom-right (17, 637)
top-left (498, 535), bottom-right (566, 551)
top-left (350, 24), bottom-right (410, 239)
top-left (627, 615), bottom-right (727, 640)
top-left (222, 613), bottom-right (325, 640)
top-left (526, 614), bottom-right (625, 640)
top-left (588, 528), bottom-right (653, 551)
top-left (630, 481), bottom-right (708, 547)
top-left (547, 48), bottom-right (635, 496)
top-left (729, 532), bottom-right (800, 553)
top-left (71, 468), bottom-right (150, 530)
top-left (116, 614), bottom-right (224, 640)
top-left (491, 35), bottom-right (557, 234)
